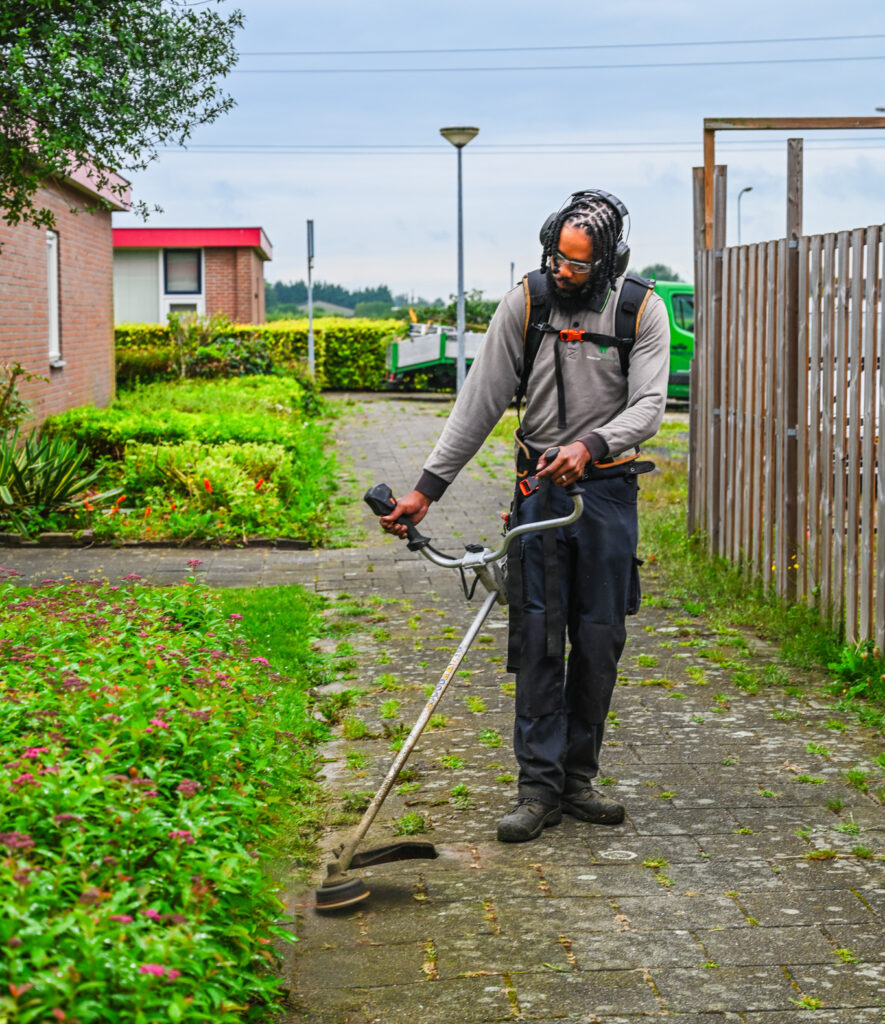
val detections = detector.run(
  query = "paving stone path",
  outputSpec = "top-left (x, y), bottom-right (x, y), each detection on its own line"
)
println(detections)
top-left (4, 394), bottom-right (883, 1023)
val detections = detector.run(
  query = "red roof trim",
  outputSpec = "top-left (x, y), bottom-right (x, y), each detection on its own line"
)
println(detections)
top-left (113, 227), bottom-right (272, 260)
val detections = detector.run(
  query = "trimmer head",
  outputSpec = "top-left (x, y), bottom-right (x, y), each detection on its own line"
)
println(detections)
top-left (315, 841), bottom-right (438, 913)
top-left (315, 874), bottom-right (370, 912)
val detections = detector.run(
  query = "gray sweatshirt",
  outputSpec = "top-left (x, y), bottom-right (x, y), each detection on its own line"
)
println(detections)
top-left (417, 274), bottom-right (670, 497)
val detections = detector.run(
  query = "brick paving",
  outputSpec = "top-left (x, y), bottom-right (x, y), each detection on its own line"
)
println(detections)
top-left (3, 394), bottom-right (883, 1023)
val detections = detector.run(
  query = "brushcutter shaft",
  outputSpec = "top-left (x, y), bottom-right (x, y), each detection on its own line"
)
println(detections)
top-left (325, 588), bottom-right (499, 880)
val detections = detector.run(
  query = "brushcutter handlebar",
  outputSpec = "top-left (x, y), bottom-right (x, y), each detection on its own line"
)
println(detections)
top-left (364, 451), bottom-right (583, 570)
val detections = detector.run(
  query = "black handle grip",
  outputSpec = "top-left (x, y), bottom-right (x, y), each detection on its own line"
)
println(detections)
top-left (541, 447), bottom-right (581, 496)
top-left (363, 483), bottom-right (430, 550)
top-left (364, 482), bottom-right (397, 518)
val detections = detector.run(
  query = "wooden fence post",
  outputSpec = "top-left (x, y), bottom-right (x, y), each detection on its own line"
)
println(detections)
top-left (783, 138), bottom-right (803, 600)
top-left (710, 165), bottom-right (727, 555)
top-left (689, 166), bottom-right (705, 535)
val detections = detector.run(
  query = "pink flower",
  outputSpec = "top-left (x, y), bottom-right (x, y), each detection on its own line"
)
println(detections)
top-left (124, 574), bottom-right (143, 581)
top-left (22, 747), bottom-right (49, 759)
top-left (228, 613), bottom-right (243, 620)
top-left (251, 656), bottom-right (270, 667)
top-left (140, 908), bottom-right (162, 920)
top-left (176, 779), bottom-right (202, 797)
top-left (149, 718), bottom-right (170, 729)
top-left (139, 964), bottom-right (166, 976)
top-left (167, 968), bottom-right (181, 980)
top-left (0, 832), bottom-right (34, 850)
top-left (186, 559), bottom-right (203, 568)
top-left (169, 830), bottom-right (195, 844)
top-left (109, 914), bottom-right (134, 923)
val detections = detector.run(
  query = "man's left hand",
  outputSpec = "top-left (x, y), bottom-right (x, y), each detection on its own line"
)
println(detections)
top-left (536, 441), bottom-right (591, 487)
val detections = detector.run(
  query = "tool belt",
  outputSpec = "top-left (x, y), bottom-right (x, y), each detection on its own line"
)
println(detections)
top-left (514, 435), bottom-right (655, 482)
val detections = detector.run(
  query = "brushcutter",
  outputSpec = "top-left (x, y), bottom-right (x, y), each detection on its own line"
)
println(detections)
top-left (314, 450), bottom-right (583, 911)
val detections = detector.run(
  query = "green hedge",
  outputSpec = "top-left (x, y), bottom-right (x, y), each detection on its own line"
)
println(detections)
top-left (115, 318), bottom-right (404, 390)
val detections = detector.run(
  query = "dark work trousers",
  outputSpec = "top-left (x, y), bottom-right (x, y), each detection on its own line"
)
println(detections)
top-left (513, 474), bottom-right (639, 803)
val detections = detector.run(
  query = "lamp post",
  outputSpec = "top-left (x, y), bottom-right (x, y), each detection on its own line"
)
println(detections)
top-left (440, 125), bottom-right (479, 393)
top-left (737, 186), bottom-right (752, 246)
top-left (306, 219), bottom-right (315, 376)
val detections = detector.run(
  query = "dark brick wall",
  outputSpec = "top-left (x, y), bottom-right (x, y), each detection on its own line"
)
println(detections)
top-left (204, 247), bottom-right (266, 324)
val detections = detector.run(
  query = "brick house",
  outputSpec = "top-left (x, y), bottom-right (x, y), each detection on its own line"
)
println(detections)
top-left (112, 227), bottom-right (273, 325)
top-left (0, 166), bottom-right (131, 424)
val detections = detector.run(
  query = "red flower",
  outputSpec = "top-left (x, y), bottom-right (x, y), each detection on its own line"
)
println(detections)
top-left (203, 478), bottom-right (212, 493)
top-left (255, 478), bottom-right (264, 491)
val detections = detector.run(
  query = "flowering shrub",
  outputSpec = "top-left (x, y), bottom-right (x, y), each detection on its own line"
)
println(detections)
top-left (92, 438), bottom-right (332, 545)
top-left (0, 569), bottom-right (330, 1021)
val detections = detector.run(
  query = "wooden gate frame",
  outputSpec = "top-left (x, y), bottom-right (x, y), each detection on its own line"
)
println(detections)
top-left (691, 116), bottom-right (885, 600)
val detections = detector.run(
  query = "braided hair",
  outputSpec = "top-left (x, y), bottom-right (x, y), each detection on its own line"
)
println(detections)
top-left (540, 194), bottom-right (623, 297)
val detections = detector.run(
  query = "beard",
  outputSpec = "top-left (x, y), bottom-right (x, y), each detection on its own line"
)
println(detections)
top-left (544, 268), bottom-right (607, 316)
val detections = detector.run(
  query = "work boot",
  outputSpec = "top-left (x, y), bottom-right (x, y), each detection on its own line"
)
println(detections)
top-left (496, 798), bottom-right (562, 843)
top-left (561, 784), bottom-right (625, 825)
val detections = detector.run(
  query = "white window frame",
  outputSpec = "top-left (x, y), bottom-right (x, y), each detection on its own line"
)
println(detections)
top-left (160, 248), bottom-right (205, 319)
top-left (46, 230), bottom-right (65, 367)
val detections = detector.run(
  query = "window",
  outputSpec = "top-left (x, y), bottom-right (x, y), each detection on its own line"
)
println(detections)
top-left (46, 230), bottom-right (63, 365)
top-left (113, 250), bottom-right (160, 323)
top-left (671, 293), bottom-right (694, 333)
top-left (164, 249), bottom-right (201, 294)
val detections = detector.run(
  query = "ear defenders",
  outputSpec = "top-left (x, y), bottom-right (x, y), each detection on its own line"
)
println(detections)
top-left (539, 189), bottom-right (631, 278)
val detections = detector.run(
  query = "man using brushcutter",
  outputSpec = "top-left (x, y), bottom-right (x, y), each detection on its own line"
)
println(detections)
top-left (381, 189), bottom-right (670, 842)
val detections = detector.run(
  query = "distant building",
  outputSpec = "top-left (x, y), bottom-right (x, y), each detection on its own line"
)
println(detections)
top-left (0, 166), bottom-right (131, 424)
top-left (312, 300), bottom-right (354, 317)
top-left (112, 226), bottom-right (273, 325)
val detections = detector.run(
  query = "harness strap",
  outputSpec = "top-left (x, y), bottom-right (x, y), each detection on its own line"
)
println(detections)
top-left (552, 339), bottom-right (567, 430)
top-left (505, 474), bottom-right (564, 672)
top-left (539, 478), bottom-right (563, 659)
top-left (506, 484), bottom-right (524, 672)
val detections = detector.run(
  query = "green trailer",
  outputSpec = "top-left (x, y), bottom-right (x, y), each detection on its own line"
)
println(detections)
top-left (385, 322), bottom-right (486, 390)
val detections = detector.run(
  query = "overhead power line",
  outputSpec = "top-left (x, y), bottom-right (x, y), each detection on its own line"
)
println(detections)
top-left (232, 54), bottom-right (885, 74)
top-left (160, 138), bottom-right (885, 156)
top-left (240, 32), bottom-right (885, 57)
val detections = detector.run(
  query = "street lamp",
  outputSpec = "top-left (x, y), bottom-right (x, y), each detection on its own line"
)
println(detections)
top-left (440, 125), bottom-right (479, 393)
top-left (306, 219), bottom-right (315, 376)
top-left (737, 186), bottom-right (753, 246)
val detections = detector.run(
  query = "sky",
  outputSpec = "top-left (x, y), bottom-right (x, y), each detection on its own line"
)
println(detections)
top-left (113, 0), bottom-right (885, 303)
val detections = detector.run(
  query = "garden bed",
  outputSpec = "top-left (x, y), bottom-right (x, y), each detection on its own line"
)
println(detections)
top-left (7, 375), bottom-right (348, 548)
top-left (0, 567), bottom-right (332, 1022)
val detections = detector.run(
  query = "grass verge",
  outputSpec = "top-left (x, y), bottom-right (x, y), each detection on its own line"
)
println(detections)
top-left (639, 432), bottom-right (883, 729)
top-left (0, 568), bottom-right (331, 1022)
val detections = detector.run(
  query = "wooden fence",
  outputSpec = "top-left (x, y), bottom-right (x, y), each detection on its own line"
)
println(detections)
top-left (689, 224), bottom-right (885, 648)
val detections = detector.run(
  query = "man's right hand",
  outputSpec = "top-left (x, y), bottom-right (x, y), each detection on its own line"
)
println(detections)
top-left (379, 489), bottom-right (432, 539)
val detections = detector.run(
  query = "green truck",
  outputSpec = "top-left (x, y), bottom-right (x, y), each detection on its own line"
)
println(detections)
top-left (386, 281), bottom-right (695, 399)
top-left (653, 280), bottom-right (694, 402)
